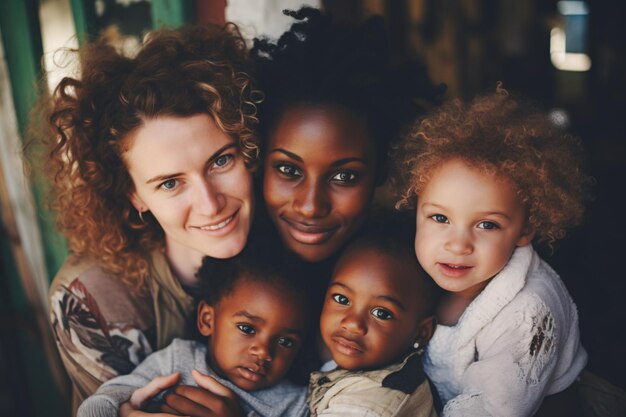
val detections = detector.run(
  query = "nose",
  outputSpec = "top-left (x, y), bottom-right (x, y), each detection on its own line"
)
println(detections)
top-left (293, 178), bottom-right (331, 219)
top-left (444, 227), bottom-right (474, 255)
top-left (340, 312), bottom-right (367, 335)
top-left (249, 339), bottom-right (273, 362)
top-left (195, 178), bottom-right (225, 217)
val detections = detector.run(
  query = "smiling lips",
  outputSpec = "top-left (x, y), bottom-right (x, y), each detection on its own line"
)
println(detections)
top-left (193, 209), bottom-right (239, 232)
top-left (438, 262), bottom-right (473, 277)
top-left (280, 216), bottom-right (339, 245)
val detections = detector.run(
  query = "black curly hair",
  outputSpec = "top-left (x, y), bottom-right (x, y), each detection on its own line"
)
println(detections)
top-left (251, 7), bottom-right (443, 184)
top-left (346, 209), bottom-right (441, 317)
top-left (197, 230), bottom-right (311, 307)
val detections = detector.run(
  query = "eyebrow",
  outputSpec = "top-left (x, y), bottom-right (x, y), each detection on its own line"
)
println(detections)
top-left (233, 310), bottom-right (305, 336)
top-left (233, 310), bottom-right (265, 323)
top-left (330, 282), bottom-right (406, 311)
top-left (376, 295), bottom-right (406, 311)
top-left (330, 157), bottom-right (367, 167)
top-left (145, 143), bottom-right (236, 184)
top-left (268, 148), bottom-right (302, 162)
top-left (269, 149), bottom-right (367, 167)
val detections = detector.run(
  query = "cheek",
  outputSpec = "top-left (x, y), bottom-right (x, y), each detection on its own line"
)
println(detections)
top-left (414, 229), bottom-right (430, 260)
top-left (263, 173), bottom-right (289, 209)
top-left (148, 197), bottom-right (189, 228)
top-left (333, 186), bottom-right (373, 222)
top-left (320, 308), bottom-right (336, 334)
top-left (226, 165), bottom-right (254, 202)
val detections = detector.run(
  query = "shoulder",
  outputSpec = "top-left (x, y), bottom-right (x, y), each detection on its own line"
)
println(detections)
top-left (316, 375), bottom-right (434, 417)
top-left (311, 354), bottom-right (433, 417)
top-left (492, 254), bottom-right (579, 338)
top-left (49, 254), bottom-right (154, 328)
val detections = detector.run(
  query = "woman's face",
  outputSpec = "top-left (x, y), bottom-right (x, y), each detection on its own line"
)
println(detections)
top-left (125, 114), bottom-right (253, 262)
top-left (263, 105), bottom-right (377, 262)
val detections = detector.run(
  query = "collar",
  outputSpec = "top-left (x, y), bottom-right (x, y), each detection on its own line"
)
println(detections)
top-left (311, 350), bottom-right (426, 394)
top-left (455, 245), bottom-right (535, 346)
top-left (148, 249), bottom-right (196, 348)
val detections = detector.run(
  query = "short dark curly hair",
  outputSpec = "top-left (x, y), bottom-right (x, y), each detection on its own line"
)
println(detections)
top-left (395, 86), bottom-right (592, 245)
top-left (347, 209), bottom-right (441, 317)
top-left (197, 231), bottom-right (310, 308)
top-left (251, 7), bottom-right (442, 184)
top-left (35, 24), bottom-right (260, 292)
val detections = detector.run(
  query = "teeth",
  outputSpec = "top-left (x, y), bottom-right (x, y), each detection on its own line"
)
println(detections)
top-left (448, 265), bottom-right (466, 269)
top-left (200, 214), bottom-right (234, 231)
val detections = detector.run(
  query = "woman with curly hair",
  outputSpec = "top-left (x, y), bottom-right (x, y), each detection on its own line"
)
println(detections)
top-left (396, 86), bottom-right (591, 416)
top-left (39, 24), bottom-right (259, 415)
top-left (248, 9), bottom-right (441, 389)
top-left (252, 7), bottom-right (441, 266)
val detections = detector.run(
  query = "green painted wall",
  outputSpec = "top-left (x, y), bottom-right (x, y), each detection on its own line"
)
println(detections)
top-left (1, 1), bottom-right (69, 416)
top-left (152, 0), bottom-right (194, 27)
top-left (0, 1), bottom-right (195, 415)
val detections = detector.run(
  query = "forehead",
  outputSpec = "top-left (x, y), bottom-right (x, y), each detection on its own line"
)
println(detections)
top-left (268, 105), bottom-right (374, 157)
top-left (420, 159), bottom-right (519, 207)
top-left (123, 114), bottom-right (234, 174)
top-left (333, 246), bottom-right (424, 303)
top-left (220, 279), bottom-right (307, 326)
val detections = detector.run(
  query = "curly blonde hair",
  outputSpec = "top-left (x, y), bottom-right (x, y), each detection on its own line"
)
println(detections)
top-left (395, 86), bottom-right (591, 245)
top-left (36, 24), bottom-right (260, 292)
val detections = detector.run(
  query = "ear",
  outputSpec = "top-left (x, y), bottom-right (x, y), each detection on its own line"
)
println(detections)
top-left (416, 315), bottom-right (436, 346)
top-left (516, 223), bottom-right (536, 247)
top-left (197, 300), bottom-right (215, 337)
top-left (129, 191), bottom-right (146, 212)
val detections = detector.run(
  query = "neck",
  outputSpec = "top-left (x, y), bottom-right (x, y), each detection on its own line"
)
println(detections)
top-left (437, 279), bottom-right (491, 326)
top-left (165, 237), bottom-right (203, 287)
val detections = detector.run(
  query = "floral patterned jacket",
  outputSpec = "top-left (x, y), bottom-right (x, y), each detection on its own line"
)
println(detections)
top-left (48, 249), bottom-right (196, 416)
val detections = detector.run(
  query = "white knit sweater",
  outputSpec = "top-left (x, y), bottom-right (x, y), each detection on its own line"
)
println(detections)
top-left (423, 245), bottom-right (587, 417)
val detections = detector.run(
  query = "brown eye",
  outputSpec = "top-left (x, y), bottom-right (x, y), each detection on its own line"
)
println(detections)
top-left (331, 171), bottom-right (357, 184)
top-left (276, 164), bottom-right (302, 178)
top-left (278, 337), bottom-right (296, 348)
top-left (371, 308), bottom-right (393, 320)
top-left (332, 293), bottom-right (350, 305)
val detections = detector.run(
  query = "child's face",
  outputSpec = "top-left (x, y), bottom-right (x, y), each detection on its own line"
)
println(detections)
top-left (414, 159), bottom-right (534, 298)
top-left (263, 105), bottom-right (377, 262)
top-left (197, 279), bottom-right (308, 391)
top-left (320, 246), bottom-right (432, 371)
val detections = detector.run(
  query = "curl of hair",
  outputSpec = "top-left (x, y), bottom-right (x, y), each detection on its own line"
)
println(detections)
top-left (251, 7), bottom-right (443, 184)
top-left (197, 229), bottom-right (310, 307)
top-left (395, 86), bottom-right (592, 246)
top-left (350, 209), bottom-right (440, 316)
top-left (34, 24), bottom-right (260, 293)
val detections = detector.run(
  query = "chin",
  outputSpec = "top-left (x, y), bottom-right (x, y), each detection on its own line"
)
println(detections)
top-left (289, 244), bottom-right (334, 263)
top-left (208, 236), bottom-right (248, 259)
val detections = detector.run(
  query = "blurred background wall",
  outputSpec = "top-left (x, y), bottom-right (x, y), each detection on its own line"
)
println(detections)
top-left (0, 1), bottom-right (624, 416)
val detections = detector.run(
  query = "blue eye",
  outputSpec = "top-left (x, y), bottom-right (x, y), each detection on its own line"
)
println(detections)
top-left (214, 154), bottom-right (233, 168)
top-left (237, 324), bottom-right (255, 335)
top-left (430, 214), bottom-right (449, 223)
top-left (331, 171), bottom-right (357, 184)
top-left (332, 294), bottom-right (350, 305)
top-left (276, 164), bottom-right (302, 178)
top-left (478, 221), bottom-right (499, 230)
top-left (277, 337), bottom-right (296, 348)
top-left (159, 179), bottom-right (178, 190)
top-left (371, 308), bottom-right (393, 320)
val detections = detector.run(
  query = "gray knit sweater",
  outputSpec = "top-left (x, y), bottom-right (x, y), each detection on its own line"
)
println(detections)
top-left (77, 338), bottom-right (308, 417)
